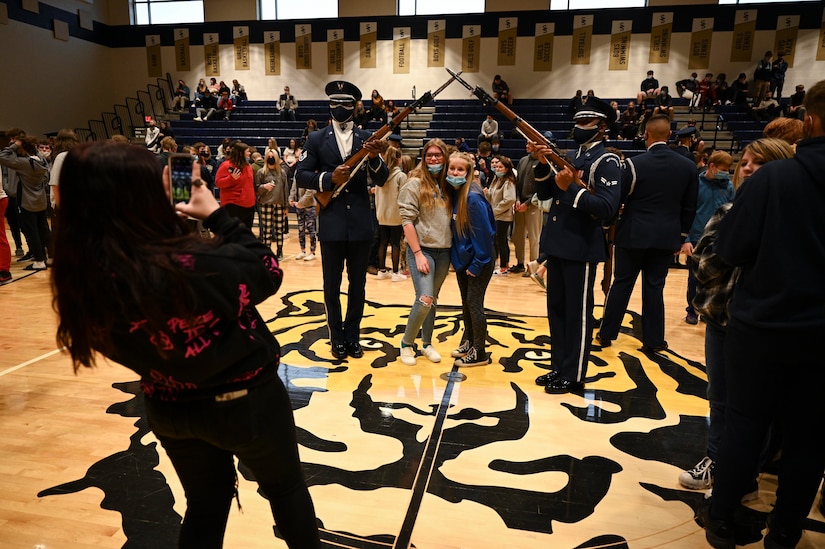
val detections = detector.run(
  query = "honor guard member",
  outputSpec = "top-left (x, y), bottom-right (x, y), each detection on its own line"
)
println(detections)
top-left (673, 126), bottom-right (698, 162)
top-left (532, 97), bottom-right (622, 394)
top-left (296, 81), bottom-right (388, 360)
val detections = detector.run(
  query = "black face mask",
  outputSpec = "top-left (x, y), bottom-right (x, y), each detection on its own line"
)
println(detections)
top-left (199, 151), bottom-right (210, 158)
top-left (572, 124), bottom-right (602, 146)
top-left (331, 105), bottom-right (354, 124)
top-left (266, 158), bottom-right (276, 165)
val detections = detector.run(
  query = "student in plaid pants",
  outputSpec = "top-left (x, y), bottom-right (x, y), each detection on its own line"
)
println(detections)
top-left (255, 149), bottom-right (289, 257)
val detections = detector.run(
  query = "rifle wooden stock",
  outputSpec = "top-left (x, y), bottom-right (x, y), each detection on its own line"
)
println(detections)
top-left (445, 68), bottom-right (590, 193)
top-left (314, 92), bottom-right (435, 210)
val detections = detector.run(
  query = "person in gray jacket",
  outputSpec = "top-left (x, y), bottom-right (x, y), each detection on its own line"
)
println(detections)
top-left (0, 137), bottom-right (50, 270)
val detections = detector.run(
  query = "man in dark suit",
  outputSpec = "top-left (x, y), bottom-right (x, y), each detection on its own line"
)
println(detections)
top-left (295, 81), bottom-right (388, 360)
top-left (596, 114), bottom-right (698, 352)
top-left (531, 97), bottom-right (623, 394)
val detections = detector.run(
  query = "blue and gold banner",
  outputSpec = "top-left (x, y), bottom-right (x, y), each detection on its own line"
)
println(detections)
top-left (534, 22), bottom-right (554, 72)
top-left (428, 20), bottom-right (446, 68)
top-left (264, 31), bottom-right (280, 75)
top-left (174, 28), bottom-right (190, 72)
top-left (649, 12), bottom-right (672, 64)
top-left (394, 27), bottom-right (411, 74)
top-left (146, 35), bottom-right (161, 78)
top-left (296, 24), bottom-right (312, 70)
top-left (571, 15), bottom-right (592, 66)
top-left (730, 10), bottom-right (756, 63)
top-left (609, 20), bottom-right (631, 71)
top-left (327, 29), bottom-right (344, 75)
top-left (360, 22), bottom-right (377, 69)
top-left (497, 17), bottom-right (517, 66)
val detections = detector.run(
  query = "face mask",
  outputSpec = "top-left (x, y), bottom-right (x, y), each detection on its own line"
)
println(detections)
top-left (572, 124), bottom-right (601, 145)
top-left (714, 171), bottom-right (730, 181)
top-left (427, 163), bottom-right (443, 174)
top-left (267, 158), bottom-right (276, 165)
top-left (492, 145), bottom-right (500, 152)
top-left (331, 105), bottom-right (353, 123)
top-left (446, 175), bottom-right (466, 188)
top-left (200, 150), bottom-right (210, 158)
top-left (494, 170), bottom-right (506, 178)
top-left (247, 157), bottom-right (254, 164)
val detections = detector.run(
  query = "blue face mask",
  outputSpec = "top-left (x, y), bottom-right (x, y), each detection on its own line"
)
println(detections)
top-left (446, 175), bottom-right (466, 188)
top-left (494, 170), bottom-right (506, 178)
top-left (427, 163), bottom-right (443, 174)
top-left (714, 172), bottom-right (730, 181)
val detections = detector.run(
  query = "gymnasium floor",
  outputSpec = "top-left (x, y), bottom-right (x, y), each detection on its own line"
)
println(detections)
top-left (1, 225), bottom-right (824, 549)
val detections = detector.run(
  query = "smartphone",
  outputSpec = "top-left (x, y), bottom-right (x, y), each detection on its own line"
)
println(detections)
top-left (168, 153), bottom-right (195, 204)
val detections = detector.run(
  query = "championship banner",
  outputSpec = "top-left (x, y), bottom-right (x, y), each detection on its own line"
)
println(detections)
top-left (264, 31), bottom-right (281, 75)
top-left (296, 24), bottom-right (312, 70)
top-left (360, 22), bottom-right (377, 69)
top-left (204, 33), bottom-right (220, 77)
top-left (393, 27), bottom-right (411, 74)
top-left (233, 27), bottom-right (250, 71)
top-left (497, 17), bottom-right (517, 66)
top-left (462, 25), bottom-right (481, 73)
top-left (571, 15), bottom-right (592, 65)
top-left (608, 20), bottom-right (631, 71)
top-left (534, 22), bottom-right (554, 72)
top-left (774, 15), bottom-right (799, 67)
top-left (688, 18), bottom-right (713, 70)
top-left (428, 20), bottom-right (446, 67)
top-left (174, 28), bottom-right (190, 72)
top-left (146, 35), bottom-right (162, 78)
top-left (818, 8), bottom-right (825, 61)
top-left (649, 12), bottom-right (672, 64)
top-left (327, 29), bottom-right (344, 75)
top-left (730, 10), bottom-right (756, 63)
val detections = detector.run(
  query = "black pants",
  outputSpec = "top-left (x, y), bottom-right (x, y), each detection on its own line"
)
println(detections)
top-left (377, 224), bottom-right (402, 272)
top-left (455, 261), bottom-right (495, 353)
top-left (145, 375), bottom-right (321, 549)
top-left (495, 220), bottom-right (512, 268)
top-left (222, 204), bottom-right (255, 232)
top-left (320, 239), bottom-right (370, 344)
top-left (19, 208), bottom-right (50, 261)
top-left (710, 321), bottom-right (825, 535)
top-left (5, 195), bottom-right (25, 249)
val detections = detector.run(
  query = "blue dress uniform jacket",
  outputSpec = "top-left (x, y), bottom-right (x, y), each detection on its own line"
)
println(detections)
top-left (535, 142), bottom-right (622, 262)
top-left (616, 143), bottom-right (698, 251)
top-left (295, 125), bottom-right (388, 241)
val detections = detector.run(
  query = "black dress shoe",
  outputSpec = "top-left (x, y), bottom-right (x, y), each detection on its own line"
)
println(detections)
top-left (331, 342), bottom-right (347, 360)
top-left (594, 333), bottom-right (612, 348)
top-left (640, 342), bottom-right (669, 353)
top-left (544, 378), bottom-right (585, 394)
top-left (17, 252), bottom-right (33, 262)
top-left (535, 370), bottom-right (560, 386)
top-left (696, 501), bottom-right (736, 549)
top-left (345, 341), bottom-right (364, 358)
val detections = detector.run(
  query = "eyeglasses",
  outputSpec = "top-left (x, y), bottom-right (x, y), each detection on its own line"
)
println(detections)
top-left (425, 152), bottom-right (444, 158)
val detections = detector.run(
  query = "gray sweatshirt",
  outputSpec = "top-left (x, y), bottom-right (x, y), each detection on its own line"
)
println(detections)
top-left (398, 176), bottom-right (452, 249)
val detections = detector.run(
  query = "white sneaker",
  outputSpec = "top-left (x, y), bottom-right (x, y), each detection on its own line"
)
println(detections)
top-left (295, 252), bottom-right (306, 260)
top-left (399, 345), bottom-right (416, 366)
top-left (527, 260), bottom-right (540, 276)
top-left (679, 456), bottom-right (714, 490)
top-left (377, 270), bottom-right (391, 280)
top-left (421, 345), bottom-right (441, 363)
top-left (303, 253), bottom-right (316, 261)
top-left (391, 272), bottom-right (407, 282)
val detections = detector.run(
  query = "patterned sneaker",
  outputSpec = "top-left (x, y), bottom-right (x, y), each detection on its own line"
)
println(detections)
top-left (679, 456), bottom-right (714, 490)
top-left (421, 345), bottom-right (441, 363)
top-left (453, 347), bottom-right (491, 367)
top-left (450, 340), bottom-right (471, 358)
top-left (399, 345), bottom-right (416, 366)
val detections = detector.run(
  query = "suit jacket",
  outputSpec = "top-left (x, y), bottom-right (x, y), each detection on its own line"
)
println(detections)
top-left (295, 125), bottom-right (388, 241)
top-left (278, 94), bottom-right (298, 111)
top-left (615, 142), bottom-right (698, 251)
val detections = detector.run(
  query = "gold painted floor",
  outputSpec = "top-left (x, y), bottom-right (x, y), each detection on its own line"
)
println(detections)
top-left (2, 228), bottom-right (824, 548)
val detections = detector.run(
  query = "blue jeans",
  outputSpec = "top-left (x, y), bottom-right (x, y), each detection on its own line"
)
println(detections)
top-left (402, 246), bottom-right (451, 346)
top-left (144, 374), bottom-right (321, 549)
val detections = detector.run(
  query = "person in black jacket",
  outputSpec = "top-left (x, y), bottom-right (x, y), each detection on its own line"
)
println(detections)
top-left (699, 79), bottom-right (825, 549)
top-left (50, 141), bottom-right (321, 549)
top-left (295, 81), bottom-right (388, 360)
top-left (596, 115), bottom-right (698, 352)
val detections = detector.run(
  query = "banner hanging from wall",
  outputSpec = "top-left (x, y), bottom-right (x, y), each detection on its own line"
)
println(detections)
top-left (688, 18), bottom-right (713, 70)
top-left (327, 29), bottom-right (344, 75)
top-left (730, 10), bottom-right (756, 63)
top-left (296, 24), bottom-right (312, 70)
top-left (649, 12), bottom-right (672, 64)
top-left (174, 29), bottom-right (190, 72)
top-left (264, 31), bottom-right (281, 75)
top-left (428, 20), bottom-right (446, 67)
top-left (204, 33), bottom-right (220, 76)
top-left (497, 17), bottom-right (517, 66)
top-left (534, 22), bottom-right (554, 72)
top-left (774, 15), bottom-right (799, 67)
top-left (818, 7), bottom-right (825, 61)
top-left (609, 20), bottom-right (631, 71)
top-left (360, 22), bottom-right (377, 68)
top-left (146, 35), bottom-right (162, 78)
top-left (393, 27), bottom-right (411, 74)
top-left (571, 15), bottom-right (592, 65)
top-left (234, 26), bottom-right (250, 71)
top-left (462, 25), bottom-right (481, 73)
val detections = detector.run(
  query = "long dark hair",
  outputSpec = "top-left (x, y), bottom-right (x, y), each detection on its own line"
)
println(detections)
top-left (51, 141), bottom-right (218, 371)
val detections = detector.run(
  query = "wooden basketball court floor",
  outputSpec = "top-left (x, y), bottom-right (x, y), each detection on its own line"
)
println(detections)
top-left (2, 226), bottom-right (825, 549)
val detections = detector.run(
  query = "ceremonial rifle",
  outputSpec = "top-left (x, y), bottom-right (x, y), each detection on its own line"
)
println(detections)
top-left (315, 72), bottom-right (461, 209)
top-left (445, 68), bottom-right (592, 194)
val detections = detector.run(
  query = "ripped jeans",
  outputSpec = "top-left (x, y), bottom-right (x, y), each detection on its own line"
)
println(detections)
top-left (402, 246), bottom-right (451, 347)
